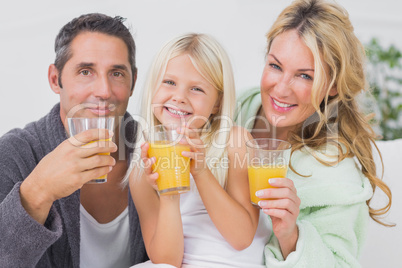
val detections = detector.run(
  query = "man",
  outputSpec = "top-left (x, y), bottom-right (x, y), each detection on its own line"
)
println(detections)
top-left (0, 13), bottom-right (148, 267)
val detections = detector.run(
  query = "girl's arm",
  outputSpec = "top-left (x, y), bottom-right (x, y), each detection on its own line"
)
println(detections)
top-left (129, 143), bottom-right (183, 267)
top-left (182, 125), bottom-right (260, 250)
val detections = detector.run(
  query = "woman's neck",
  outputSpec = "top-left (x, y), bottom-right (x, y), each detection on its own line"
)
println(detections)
top-left (251, 106), bottom-right (290, 141)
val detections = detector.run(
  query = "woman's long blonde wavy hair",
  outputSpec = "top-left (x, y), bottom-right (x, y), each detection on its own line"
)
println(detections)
top-left (266, 0), bottom-right (392, 226)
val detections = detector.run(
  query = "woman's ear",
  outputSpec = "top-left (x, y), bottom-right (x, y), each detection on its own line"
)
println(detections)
top-left (329, 84), bottom-right (338, 97)
top-left (48, 64), bottom-right (62, 94)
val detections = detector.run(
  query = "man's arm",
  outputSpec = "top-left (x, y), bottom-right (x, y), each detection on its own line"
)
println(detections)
top-left (18, 129), bottom-right (116, 224)
top-left (0, 128), bottom-right (116, 266)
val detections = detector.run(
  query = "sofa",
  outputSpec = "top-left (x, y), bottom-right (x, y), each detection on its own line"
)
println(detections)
top-left (359, 139), bottom-right (401, 267)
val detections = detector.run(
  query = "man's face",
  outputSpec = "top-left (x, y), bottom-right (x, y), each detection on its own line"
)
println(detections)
top-left (51, 31), bottom-right (133, 124)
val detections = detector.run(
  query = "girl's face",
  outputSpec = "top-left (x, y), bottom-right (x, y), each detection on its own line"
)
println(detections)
top-left (260, 29), bottom-right (335, 133)
top-left (152, 54), bottom-right (220, 129)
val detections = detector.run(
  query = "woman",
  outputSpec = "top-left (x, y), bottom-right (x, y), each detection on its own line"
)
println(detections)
top-left (235, 0), bottom-right (393, 267)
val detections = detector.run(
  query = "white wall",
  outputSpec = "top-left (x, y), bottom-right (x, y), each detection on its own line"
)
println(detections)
top-left (0, 0), bottom-right (401, 267)
top-left (1, 0), bottom-right (402, 137)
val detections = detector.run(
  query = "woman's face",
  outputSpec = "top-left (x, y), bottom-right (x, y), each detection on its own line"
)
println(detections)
top-left (260, 29), bottom-right (334, 132)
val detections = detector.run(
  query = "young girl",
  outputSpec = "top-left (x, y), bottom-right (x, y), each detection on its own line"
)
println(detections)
top-left (129, 33), bottom-right (270, 267)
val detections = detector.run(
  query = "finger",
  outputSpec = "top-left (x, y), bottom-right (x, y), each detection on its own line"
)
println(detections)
top-left (256, 187), bottom-right (299, 203)
top-left (262, 208), bottom-right (293, 220)
top-left (268, 177), bottom-right (297, 193)
top-left (178, 130), bottom-right (204, 150)
top-left (69, 128), bottom-right (113, 146)
top-left (80, 166), bottom-right (113, 184)
top-left (147, 172), bottom-right (159, 189)
top-left (181, 150), bottom-right (201, 159)
top-left (142, 157), bottom-right (156, 175)
top-left (258, 198), bottom-right (299, 216)
top-left (140, 142), bottom-right (150, 160)
top-left (178, 126), bottom-right (200, 140)
top-left (79, 154), bottom-right (116, 171)
top-left (79, 141), bottom-right (117, 156)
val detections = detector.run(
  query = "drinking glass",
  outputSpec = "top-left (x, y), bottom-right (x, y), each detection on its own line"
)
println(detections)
top-left (67, 117), bottom-right (115, 184)
top-left (246, 138), bottom-right (291, 206)
top-left (143, 124), bottom-right (191, 195)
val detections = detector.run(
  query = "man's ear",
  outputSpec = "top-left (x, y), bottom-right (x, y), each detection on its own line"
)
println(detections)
top-left (48, 64), bottom-right (61, 94)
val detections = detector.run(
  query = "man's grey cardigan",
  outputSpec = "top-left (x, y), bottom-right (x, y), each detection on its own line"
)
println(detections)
top-left (0, 103), bottom-right (148, 267)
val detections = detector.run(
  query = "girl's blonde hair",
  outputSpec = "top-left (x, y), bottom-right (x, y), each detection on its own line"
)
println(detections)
top-left (266, 0), bottom-right (392, 225)
top-left (124, 33), bottom-right (236, 187)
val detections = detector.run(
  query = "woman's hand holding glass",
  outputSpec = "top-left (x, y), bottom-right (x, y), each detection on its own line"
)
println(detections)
top-left (256, 177), bottom-right (301, 258)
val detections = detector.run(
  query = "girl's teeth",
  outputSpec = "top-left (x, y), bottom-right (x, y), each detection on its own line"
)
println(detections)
top-left (167, 107), bottom-right (189, 115)
top-left (273, 99), bottom-right (294, 108)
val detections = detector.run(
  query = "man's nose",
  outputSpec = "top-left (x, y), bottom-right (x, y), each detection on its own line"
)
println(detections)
top-left (93, 74), bottom-right (112, 99)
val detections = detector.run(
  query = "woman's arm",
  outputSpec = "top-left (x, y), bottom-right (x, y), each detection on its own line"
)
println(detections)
top-left (129, 143), bottom-right (183, 267)
top-left (262, 150), bottom-right (373, 267)
top-left (265, 203), bottom-right (369, 267)
top-left (182, 125), bottom-right (260, 250)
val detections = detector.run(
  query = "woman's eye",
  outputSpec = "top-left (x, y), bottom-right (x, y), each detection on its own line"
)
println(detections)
top-left (164, 80), bottom-right (175, 86)
top-left (300, 73), bottom-right (313, 80)
top-left (269, 63), bottom-right (281, 70)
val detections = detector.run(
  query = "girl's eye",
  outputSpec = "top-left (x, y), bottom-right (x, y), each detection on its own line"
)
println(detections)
top-left (269, 63), bottom-right (281, 70)
top-left (164, 80), bottom-right (175, 86)
top-left (191, 87), bottom-right (204, 93)
top-left (300, 73), bottom-right (313, 80)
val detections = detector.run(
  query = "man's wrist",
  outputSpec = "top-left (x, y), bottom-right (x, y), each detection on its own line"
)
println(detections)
top-left (20, 177), bottom-right (53, 224)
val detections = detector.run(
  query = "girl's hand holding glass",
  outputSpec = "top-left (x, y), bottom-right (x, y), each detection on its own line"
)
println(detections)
top-left (140, 142), bottom-right (159, 192)
top-left (178, 123), bottom-right (208, 178)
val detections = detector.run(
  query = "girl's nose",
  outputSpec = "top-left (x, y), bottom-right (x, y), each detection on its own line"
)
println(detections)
top-left (172, 88), bottom-right (187, 104)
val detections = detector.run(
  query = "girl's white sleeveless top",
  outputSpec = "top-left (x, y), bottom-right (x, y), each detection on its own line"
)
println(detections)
top-left (180, 176), bottom-right (271, 268)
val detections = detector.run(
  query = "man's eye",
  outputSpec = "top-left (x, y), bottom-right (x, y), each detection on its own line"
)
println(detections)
top-left (80, 70), bottom-right (90, 76)
top-left (113, 72), bottom-right (123, 77)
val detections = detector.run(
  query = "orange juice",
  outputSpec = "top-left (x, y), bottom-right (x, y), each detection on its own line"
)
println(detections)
top-left (148, 141), bottom-right (191, 195)
top-left (248, 164), bottom-right (288, 205)
top-left (85, 138), bottom-right (112, 183)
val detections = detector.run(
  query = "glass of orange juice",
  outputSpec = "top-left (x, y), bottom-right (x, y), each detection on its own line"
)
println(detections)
top-left (67, 117), bottom-right (115, 184)
top-left (143, 124), bottom-right (191, 195)
top-left (246, 138), bottom-right (291, 206)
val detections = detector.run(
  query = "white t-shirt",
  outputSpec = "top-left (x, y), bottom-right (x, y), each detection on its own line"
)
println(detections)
top-left (180, 177), bottom-right (271, 268)
top-left (80, 204), bottom-right (131, 268)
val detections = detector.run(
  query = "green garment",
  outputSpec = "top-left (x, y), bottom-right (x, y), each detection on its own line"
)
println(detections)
top-left (234, 87), bottom-right (262, 132)
top-left (235, 89), bottom-right (373, 268)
